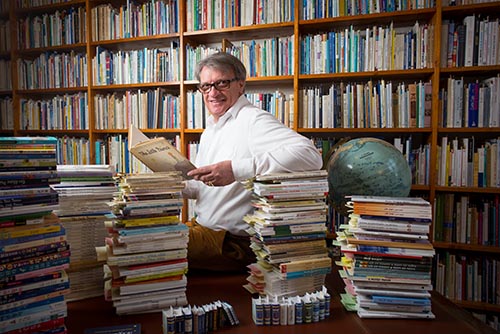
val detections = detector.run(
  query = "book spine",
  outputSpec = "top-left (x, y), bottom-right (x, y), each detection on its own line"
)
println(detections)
top-left (3, 316), bottom-right (65, 334)
top-left (0, 241), bottom-right (69, 265)
top-left (0, 253), bottom-right (70, 281)
top-left (0, 224), bottom-right (61, 240)
top-left (0, 283), bottom-right (69, 308)
top-left (0, 274), bottom-right (68, 297)
top-left (0, 229), bottom-right (66, 248)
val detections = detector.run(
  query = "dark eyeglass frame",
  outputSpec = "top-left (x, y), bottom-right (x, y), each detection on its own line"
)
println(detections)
top-left (197, 78), bottom-right (238, 93)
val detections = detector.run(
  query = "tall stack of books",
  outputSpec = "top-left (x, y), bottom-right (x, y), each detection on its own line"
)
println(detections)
top-left (336, 195), bottom-right (435, 319)
top-left (0, 136), bottom-right (69, 334)
top-left (96, 172), bottom-right (189, 315)
top-left (243, 170), bottom-right (331, 298)
top-left (51, 164), bottom-right (116, 301)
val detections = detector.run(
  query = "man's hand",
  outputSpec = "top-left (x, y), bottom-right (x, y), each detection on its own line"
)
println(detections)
top-left (187, 160), bottom-right (235, 187)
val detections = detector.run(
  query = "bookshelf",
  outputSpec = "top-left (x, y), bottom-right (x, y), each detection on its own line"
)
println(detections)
top-left (4, 0), bottom-right (500, 327)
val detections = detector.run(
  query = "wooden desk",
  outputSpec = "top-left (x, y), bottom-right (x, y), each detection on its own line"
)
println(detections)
top-left (66, 271), bottom-right (496, 334)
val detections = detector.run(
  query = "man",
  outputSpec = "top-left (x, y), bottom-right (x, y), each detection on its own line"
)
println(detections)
top-left (183, 52), bottom-right (323, 272)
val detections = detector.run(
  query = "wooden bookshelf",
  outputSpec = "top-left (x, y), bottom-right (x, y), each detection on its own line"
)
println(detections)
top-left (5, 0), bottom-right (500, 327)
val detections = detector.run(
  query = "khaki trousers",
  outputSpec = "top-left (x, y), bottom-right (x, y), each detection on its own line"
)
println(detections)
top-left (186, 221), bottom-right (256, 272)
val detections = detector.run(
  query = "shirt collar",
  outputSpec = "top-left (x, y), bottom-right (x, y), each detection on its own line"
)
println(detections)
top-left (207, 95), bottom-right (249, 127)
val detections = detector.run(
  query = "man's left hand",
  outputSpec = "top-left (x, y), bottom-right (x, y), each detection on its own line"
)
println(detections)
top-left (187, 160), bottom-right (235, 187)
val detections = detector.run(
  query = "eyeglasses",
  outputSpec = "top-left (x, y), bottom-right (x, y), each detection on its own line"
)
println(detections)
top-left (197, 78), bottom-right (238, 93)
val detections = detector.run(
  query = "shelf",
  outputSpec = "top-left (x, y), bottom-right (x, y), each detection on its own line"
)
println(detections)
top-left (299, 8), bottom-right (436, 32)
top-left (298, 127), bottom-right (432, 134)
top-left (15, 87), bottom-right (88, 95)
top-left (90, 34), bottom-right (180, 50)
top-left (433, 241), bottom-right (500, 254)
top-left (91, 82), bottom-right (181, 91)
top-left (15, 0), bottom-right (86, 15)
top-left (442, 2), bottom-right (500, 16)
top-left (93, 129), bottom-right (180, 134)
top-left (440, 65), bottom-right (500, 75)
top-left (434, 186), bottom-right (500, 194)
top-left (17, 129), bottom-right (90, 135)
top-left (452, 300), bottom-right (500, 313)
top-left (183, 22), bottom-right (295, 44)
top-left (16, 43), bottom-right (88, 56)
top-left (438, 127), bottom-right (500, 134)
top-left (299, 69), bottom-right (435, 82)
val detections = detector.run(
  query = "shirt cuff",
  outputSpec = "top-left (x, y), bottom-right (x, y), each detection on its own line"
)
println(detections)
top-left (231, 158), bottom-right (254, 182)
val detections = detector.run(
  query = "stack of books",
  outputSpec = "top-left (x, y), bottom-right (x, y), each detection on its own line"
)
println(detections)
top-left (243, 170), bottom-right (331, 298)
top-left (0, 136), bottom-right (69, 334)
top-left (96, 172), bottom-right (189, 315)
top-left (336, 195), bottom-right (435, 319)
top-left (51, 164), bottom-right (116, 301)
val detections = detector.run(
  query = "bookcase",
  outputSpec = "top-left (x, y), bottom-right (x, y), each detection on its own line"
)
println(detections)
top-left (3, 0), bottom-right (500, 327)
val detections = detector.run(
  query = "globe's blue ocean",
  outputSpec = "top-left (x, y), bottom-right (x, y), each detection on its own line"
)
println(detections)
top-left (327, 137), bottom-right (412, 215)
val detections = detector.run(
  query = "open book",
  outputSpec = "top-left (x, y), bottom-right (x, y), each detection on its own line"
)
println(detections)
top-left (128, 124), bottom-right (196, 179)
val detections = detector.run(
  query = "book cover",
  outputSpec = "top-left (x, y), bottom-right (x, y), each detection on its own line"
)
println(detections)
top-left (128, 124), bottom-right (195, 179)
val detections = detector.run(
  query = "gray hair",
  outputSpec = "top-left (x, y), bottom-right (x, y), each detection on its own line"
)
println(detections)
top-left (194, 52), bottom-right (247, 83)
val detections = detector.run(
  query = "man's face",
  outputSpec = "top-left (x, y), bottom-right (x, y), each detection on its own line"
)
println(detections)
top-left (198, 67), bottom-right (244, 122)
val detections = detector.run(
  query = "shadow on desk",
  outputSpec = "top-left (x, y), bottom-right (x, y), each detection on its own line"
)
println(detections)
top-left (67, 271), bottom-right (496, 334)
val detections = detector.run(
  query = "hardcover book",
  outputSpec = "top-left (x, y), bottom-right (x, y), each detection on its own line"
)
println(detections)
top-left (128, 124), bottom-right (195, 179)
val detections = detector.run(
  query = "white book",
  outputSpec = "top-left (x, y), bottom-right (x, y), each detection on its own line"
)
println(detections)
top-left (358, 308), bottom-right (435, 319)
top-left (463, 15), bottom-right (476, 67)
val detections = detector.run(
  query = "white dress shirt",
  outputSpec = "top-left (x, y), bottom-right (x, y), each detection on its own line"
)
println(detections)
top-left (183, 95), bottom-right (323, 236)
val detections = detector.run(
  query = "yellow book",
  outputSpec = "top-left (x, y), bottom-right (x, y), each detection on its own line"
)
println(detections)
top-left (0, 223), bottom-right (61, 240)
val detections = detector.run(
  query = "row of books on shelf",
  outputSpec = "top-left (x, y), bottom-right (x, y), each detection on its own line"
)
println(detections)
top-left (0, 60), bottom-right (11, 91)
top-left (437, 136), bottom-right (500, 188)
top-left (445, 0), bottom-right (499, 5)
top-left (434, 251), bottom-right (500, 305)
top-left (162, 300), bottom-right (239, 334)
top-left (251, 288), bottom-right (331, 326)
top-left (19, 93), bottom-right (89, 131)
top-left (0, 99), bottom-right (13, 131)
top-left (336, 195), bottom-right (436, 319)
top-left (303, 0), bottom-right (433, 19)
top-left (91, 0), bottom-right (179, 41)
top-left (0, 21), bottom-right (10, 53)
top-left (299, 80), bottom-right (432, 129)
top-left (434, 193), bottom-right (500, 246)
top-left (441, 15), bottom-right (500, 68)
top-left (185, 0), bottom-right (294, 31)
top-left (17, 51), bottom-right (88, 90)
top-left (0, 136), bottom-right (69, 334)
top-left (440, 75), bottom-right (500, 129)
top-left (225, 36), bottom-right (295, 77)
top-left (187, 90), bottom-right (294, 130)
top-left (95, 133), bottom-right (182, 174)
top-left (300, 22), bottom-right (433, 74)
top-left (94, 89), bottom-right (180, 130)
top-left (17, 6), bottom-right (86, 50)
top-left (93, 45), bottom-right (180, 85)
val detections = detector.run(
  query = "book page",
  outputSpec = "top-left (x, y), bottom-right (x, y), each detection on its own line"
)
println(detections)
top-left (128, 125), bottom-right (196, 179)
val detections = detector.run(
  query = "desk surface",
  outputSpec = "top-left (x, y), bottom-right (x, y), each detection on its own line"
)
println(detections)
top-left (66, 271), bottom-right (496, 334)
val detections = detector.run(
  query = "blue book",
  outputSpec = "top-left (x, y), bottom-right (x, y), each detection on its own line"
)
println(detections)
top-left (371, 295), bottom-right (431, 306)
top-left (0, 229), bottom-right (66, 248)
top-left (0, 137), bottom-right (57, 145)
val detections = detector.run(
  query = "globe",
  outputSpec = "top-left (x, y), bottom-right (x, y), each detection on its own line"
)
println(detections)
top-left (327, 137), bottom-right (412, 216)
